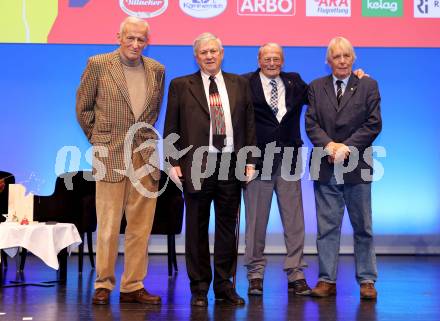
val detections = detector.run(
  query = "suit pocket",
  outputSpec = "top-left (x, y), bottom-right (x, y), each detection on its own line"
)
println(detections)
top-left (91, 133), bottom-right (111, 144)
top-left (96, 121), bottom-right (112, 133)
top-left (91, 121), bottom-right (112, 144)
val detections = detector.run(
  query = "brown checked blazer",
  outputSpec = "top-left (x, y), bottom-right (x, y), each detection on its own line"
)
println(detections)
top-left (76, 49), bottom-right (165, 183)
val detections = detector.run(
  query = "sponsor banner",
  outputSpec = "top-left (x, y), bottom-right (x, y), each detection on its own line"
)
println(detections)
top-left (362, 0), bottom-right (403, 17)
top-left (306, 0), bottom-right (351, 17)
top-left (237, 0), bottom-right (295, 16)
top-left (2, 0), bottom-right (440, 47)
top-left (119, 0), bottom-right (168, 18)
top-left (414, 0), bottom-right (440, 18)
top-left (180, 0), bottom-right (227, 19)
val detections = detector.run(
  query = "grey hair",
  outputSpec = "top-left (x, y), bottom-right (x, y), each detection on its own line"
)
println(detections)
top-left (258, 42), bottom-right (284, 61)
top-left (119, 16), bottom-right (150, 37)
top-left (326, 36), bottom-right (356, 63)
top-left (193, 32), bottom-right (223, 55)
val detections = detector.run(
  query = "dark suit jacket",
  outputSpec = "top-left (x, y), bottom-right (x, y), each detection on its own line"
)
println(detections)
top-left (164, 71), bottom-right (256, 192)
top-left (305, 74), bottom-right (382, 184)
top-left (242, 70), bottom-right (308, 175)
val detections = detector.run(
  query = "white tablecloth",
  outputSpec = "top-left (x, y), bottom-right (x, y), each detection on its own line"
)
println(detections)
top-left (0, 222), bottom-right (82, 269)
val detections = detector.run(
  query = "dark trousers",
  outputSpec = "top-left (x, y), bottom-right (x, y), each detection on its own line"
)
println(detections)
top-left (183, 153), bottom-right (241, 294)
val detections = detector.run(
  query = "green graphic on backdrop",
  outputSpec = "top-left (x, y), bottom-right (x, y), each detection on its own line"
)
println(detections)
top-left (362, 0), bottom-right (403, 17)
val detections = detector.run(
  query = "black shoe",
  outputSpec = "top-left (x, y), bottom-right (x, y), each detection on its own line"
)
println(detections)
top-left (248, 278), bottom-right (263, 296)
top-left (215, 288), bottom-right (245, 305)
top-left (191, 292), bottom-right (208, 307)
top-left (288, 279), bottom-right (312, 296)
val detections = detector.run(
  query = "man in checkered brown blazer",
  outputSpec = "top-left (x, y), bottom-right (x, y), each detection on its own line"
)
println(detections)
top-left (76, 17), bottom-right (164, 306)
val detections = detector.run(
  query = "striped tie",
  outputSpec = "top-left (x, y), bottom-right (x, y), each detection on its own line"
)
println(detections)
top-left (269, 79), bottom-right (279, 116)
top-left (336, 80), bottom-right (343, 105)
top-left (209, 76), bottom-right (226, 151)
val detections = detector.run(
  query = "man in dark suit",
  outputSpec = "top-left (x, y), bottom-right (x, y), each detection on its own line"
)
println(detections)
top-left (242, 43), bottom-right (311, 296)
top-left (306, 37), bottom-right (382, 300)
top-left (164, 32), bottom-right (256, 307)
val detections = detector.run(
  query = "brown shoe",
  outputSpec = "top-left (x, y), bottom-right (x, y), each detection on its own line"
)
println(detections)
top-left (248, 278), bottom-right (263, 296)
top-left (215, 288), bottom-right (246, 306)
top-left (360, 283), bottom-right (377, 300)
top-left (120, 288), bottom-right (161, 305)
top-left (288, 279), bottom-right (312, 296)
top-left (310, 281), bottom-right (336, 297)
top-left (93, 288), bottom-right (111, 305)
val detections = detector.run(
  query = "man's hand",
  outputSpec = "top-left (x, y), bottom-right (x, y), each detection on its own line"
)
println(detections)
top-left (333, 144), bottom-right (350, 163)
top-left (168, 166), bottom-right (183, 186)
top-left (245, 165), bottom-right (256, 184)
top-left (325, 142), bottom-right (350, 163)
top-left (353, 68), bottom-right (369, 79)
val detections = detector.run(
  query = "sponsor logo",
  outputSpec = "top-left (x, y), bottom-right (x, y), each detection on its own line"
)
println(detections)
top-left (179, 0), bottom-right (227, 19)
top-left (237, 0), bottom-right (295, 16)
top-left (306, 0), bottom-right (351, 17)
top-left (414, 0), bottom-right (440, 18)
top-left (119, 0), bottom-right (168, 18)
top-left (362, 0), bottom-right (403, 17)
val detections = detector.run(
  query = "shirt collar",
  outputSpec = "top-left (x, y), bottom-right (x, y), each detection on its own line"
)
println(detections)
top-left (259, 71), bottom-right (281, 86)
top-left (332, 74), bottom-right (350, 87)
top-left (201, 70), bottom-right (223, 82)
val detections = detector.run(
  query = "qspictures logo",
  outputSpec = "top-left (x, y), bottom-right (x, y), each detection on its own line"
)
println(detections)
top-left (362, 0), bottom-right (403, 17)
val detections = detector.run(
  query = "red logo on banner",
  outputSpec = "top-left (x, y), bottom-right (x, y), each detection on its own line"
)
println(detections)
top-left (315, 0), bottom-right (349, 6)
top-left (119, 0), bottom-right (168, 18)
top-left (237, 0), bottom-right (295, 16)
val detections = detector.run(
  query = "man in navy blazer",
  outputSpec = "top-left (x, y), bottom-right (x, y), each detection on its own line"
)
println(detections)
top-left (306, 37), bottom-right (382, 300)
top-left (242, 43), bottom-right (311, 296)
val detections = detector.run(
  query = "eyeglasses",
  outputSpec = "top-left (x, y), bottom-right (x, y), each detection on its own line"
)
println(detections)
top-left (262, 57), bottom-right (282, 64)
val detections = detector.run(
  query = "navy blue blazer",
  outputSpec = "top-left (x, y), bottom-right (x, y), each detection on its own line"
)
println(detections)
top-left (242, 69), bottom-right (308, 175)
top-left (305, 73), bottom-right (382, 184)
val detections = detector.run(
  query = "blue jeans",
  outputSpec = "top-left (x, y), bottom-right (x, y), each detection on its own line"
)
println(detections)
top-left (313, 178), bottom-right (377, 284)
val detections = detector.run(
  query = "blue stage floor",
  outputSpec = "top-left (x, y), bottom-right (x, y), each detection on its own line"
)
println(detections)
top-left (1, 254), bottom-right (439, 321)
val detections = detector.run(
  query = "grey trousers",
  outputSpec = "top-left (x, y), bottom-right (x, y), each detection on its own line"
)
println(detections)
top-left (244, 167), bottom-right (307, 282)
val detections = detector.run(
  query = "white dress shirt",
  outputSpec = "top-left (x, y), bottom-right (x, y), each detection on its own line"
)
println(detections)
top-left (259, 72), bottom-right (286, 123)
top-left (201, 70), bottom-right (234, 153)
top-left (333, 74), bottom-right (350, 96)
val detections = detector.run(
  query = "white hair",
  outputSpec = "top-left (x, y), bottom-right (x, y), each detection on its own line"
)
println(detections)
top-left (258, 42), bottom-right (284, 61)
top-left (119, 16), bottom-right (150, 37)
top-left (193, 32), bottom-right (223, 55)
top-left (326, 36), bottom-right (356, 63)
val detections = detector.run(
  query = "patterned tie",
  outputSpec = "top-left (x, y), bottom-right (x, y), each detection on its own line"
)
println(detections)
top-left (336, 80), bottom-right (343, 105)
top-left (269, 79), bottom-right (279, 116)
top-left (209, 76), bottom-right (226, 151)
